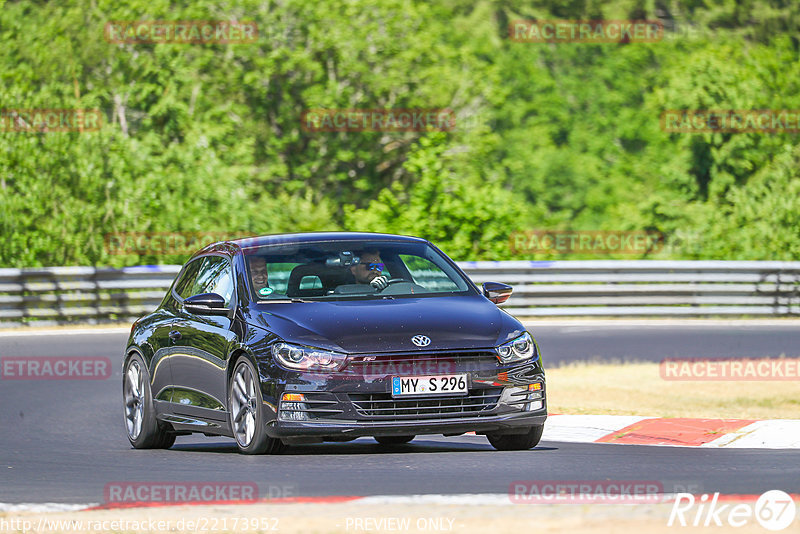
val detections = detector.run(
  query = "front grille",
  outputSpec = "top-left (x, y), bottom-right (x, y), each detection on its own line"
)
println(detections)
top-left (348, 388), bottom-right (502, 419)
top-left (345, 350), bottom-right (498, 376)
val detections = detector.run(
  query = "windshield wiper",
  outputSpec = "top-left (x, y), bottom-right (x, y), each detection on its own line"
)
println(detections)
top-left (260, 298), bottom-right (313, 303)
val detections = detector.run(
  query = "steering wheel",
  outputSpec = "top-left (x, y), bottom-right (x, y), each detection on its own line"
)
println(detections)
top-left (374, 278), bottom-right (410, 291)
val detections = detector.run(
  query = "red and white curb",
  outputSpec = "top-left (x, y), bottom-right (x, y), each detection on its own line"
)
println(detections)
top-left (541, 415), bottom-right (800, 448)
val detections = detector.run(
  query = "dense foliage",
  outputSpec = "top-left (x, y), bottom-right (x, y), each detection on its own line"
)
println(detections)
top-left (1, 0), bottom-right (798, 266)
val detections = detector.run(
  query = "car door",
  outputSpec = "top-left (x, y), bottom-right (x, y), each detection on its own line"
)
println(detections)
top-left (169, 255), bottom-right (238, 424)
top-left (149, 258), bottom-right (204, 405)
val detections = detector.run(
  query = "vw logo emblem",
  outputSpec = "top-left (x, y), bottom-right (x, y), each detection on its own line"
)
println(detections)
top-left (411, 335), bottom-right (431, 347)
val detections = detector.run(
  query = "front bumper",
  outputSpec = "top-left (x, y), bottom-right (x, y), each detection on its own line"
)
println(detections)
top-left (258, 351), bottom-right (547, 442)
top-left (266, 408), bottom-right (547, 442)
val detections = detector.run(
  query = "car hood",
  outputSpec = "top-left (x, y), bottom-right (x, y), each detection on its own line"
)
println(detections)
top-left (247, 295), bottom-right (525, 353)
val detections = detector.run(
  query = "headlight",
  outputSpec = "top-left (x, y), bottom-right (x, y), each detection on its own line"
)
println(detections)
top-left (271, 342), bottom-right (348, 371)
top-left (495, 332), bottom-right (536, 363)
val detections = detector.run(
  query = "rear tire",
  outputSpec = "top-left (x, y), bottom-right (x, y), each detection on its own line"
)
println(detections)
top-left (487, 425), bottom-right (543, 451)
top-left (229, 357), bottom-right (285, 455)
top-left (123, 353), bottom-right (174, 449)
top-left (374, 435), bottom-right (415, 445)
top-left (157, 432), bottom-right (177, 449)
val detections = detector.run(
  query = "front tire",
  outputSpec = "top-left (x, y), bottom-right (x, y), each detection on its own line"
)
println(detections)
top-left (123, 353), bottom-right (174, 449)
top-left (228, 357), bottom-right (284, 455)
top-left (487, 425), bottom-right (544, 451)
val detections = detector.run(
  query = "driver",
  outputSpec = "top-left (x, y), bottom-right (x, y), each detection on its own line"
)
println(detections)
top-left (349, 250), bottom-right (389, 290)
top-left (247, 256), bottom-right (272, 296)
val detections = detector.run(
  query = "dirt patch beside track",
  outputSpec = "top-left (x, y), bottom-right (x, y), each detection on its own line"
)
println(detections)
top-left (1, 500), bottom-right (789, 534)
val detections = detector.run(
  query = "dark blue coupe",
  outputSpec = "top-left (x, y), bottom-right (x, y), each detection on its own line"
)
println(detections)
top-left (123, 232), bottom-right (546, 454)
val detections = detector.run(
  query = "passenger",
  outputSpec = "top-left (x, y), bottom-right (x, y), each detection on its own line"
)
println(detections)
top-left (247, 256), bottom-right (271, 296)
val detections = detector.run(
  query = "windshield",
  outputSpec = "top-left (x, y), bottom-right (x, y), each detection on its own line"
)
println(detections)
top-left (242, 240), bottom-right (472, 301)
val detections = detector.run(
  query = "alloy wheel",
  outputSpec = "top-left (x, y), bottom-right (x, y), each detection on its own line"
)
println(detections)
top-left (124, 359), bottom-right (144, 440)
top-left (231, 362), bottom-right (258, 447)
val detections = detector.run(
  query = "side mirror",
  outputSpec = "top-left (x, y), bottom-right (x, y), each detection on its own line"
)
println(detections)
top-left (184, 293), bottom-right (229, 315)
top-left (482, 282), bottom-right (513, 305)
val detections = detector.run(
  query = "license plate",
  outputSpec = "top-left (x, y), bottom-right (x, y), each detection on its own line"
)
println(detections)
top-left (391, 374), bottom-right (468, 397)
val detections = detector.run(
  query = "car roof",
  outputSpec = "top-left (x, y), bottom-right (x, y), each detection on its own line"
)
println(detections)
top-left (190, 232), bottom-right (429, 260)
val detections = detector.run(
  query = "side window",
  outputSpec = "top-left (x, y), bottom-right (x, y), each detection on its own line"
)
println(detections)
top-left (264, 263), bottom-right (301, 295)
top-left (191, 257), bottom-right (235, 306)
top-left (174, 259), bottom-right (204, 299)
top-left (207, 263), bottom-right (235, 305)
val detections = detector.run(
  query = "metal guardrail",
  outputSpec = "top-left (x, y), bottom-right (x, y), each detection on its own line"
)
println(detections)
top-left (0, 265), bottom-right (181, 327)
top-left (461, 260), bottom-right (800, 317)
top-left (0, 261), bottom-right (799, 327)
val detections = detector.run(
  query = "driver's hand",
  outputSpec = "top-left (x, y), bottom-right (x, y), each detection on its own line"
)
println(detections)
top-left (370, 275), bottom-right (389, 290)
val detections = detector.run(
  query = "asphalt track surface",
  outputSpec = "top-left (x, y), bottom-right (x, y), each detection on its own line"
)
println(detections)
top-left (2, 323), bottom-right (800, 504)
top-left (531, 322), bottom-right (800, 365)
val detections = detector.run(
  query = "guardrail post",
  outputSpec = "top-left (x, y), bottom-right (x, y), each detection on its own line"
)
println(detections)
top-left (783, 270), bottom-right (800, 316)
top-left (19, 270), bottom-right (29, 326)
top-left (92, 267), bottom-right (102, 325)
